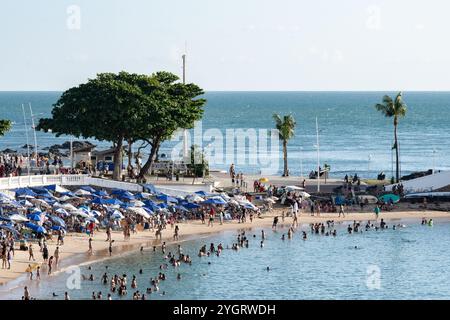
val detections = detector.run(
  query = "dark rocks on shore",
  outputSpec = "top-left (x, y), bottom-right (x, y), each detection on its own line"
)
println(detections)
top-left (21, 144), bottom-right (35, 149)
top-left (401, 170), bottom-right (433, 181)
top-left (1, 148), bottom-right (17, 154)
top-left (49, 140), bottom-right (95, 150)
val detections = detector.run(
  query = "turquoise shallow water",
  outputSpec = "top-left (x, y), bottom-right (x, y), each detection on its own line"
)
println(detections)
top-left (3, 218), bottom-right (450, 300)
top-left (1, 91), bottom-right (450, 178)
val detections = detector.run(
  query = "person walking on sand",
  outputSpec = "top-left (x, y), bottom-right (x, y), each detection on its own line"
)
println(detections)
top-left (48, 256), bottom-right (54, 275)
top-left (219, 210), bottom-right (224, 225)
top-left (36, 266), bottom-right (41, 280)
top-left (24, 286), bottom-right (30, 300)
top-left (54, 246), bottom-right (60, 267)
top-left (106, 226), bottom-right (112, 242)
top-left (28, 244), bottom-right (35, 261)
top-left (272, 216), bottom-right (279, 230)
top-left (339, 204), bottom-right (345, 218)
top-left (374, 205), bottom-right (380, 220)
top-left (42, 244), bottom-right (48, 262)
top-left (173, 225), bottom-right (179, 241)
top-left (88, 237), bottom-right (93, 254)
top-left (229, 163), bottom-right (235, 185)
top-left (109, 240), bottom-right (114, 256)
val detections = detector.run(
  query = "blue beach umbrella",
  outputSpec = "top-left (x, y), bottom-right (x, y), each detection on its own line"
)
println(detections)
top-left (157, 194), bottom-right (178, 203)
top-left (48, 215), bottom-right (66, 227)
top-left (27, 213), bottom-right (42, 222)
top-left (0, 216), bottom-right (12, 222)
top-left (25, 222), bottom-right (46, 234)
top-left (182, 202), bottom-right (200, 209)
top-left (94, 190), bottom-right (108, 197)
top-left (51, 225), bottom-right (65, 231)
top-left (15, 188), bottom-right (37, 198)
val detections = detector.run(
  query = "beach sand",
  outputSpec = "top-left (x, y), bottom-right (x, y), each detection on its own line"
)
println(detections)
top-left (1, 208), bottom-right (449, 288)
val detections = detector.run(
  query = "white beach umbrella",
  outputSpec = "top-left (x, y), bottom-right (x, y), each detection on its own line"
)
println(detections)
top-left (55, 208), bottom-right (69, 216)
top-left (9, 214), bottom-right (29, 222)
top-left (58, 195), bottom-right (72, 202)
top-left (128, 207), bottom-right (151, 219)
top-left (132, 200), bottom-right (145, 207)
top-left (264, 198), bottom-right (276, 204)
top-left (75, 189), bottom-right (91, 196)
top-left (299, 191), bottom-right (311, 198)
top-left (186, 194), bottom-right (204, 203)
top-left (72, 210), bottom-right (90, 218)
top-left (54, 185), bottom-right (70, 193)
top-left (31, 198), bottom-right (51, 208)
top-left (111, 210), bottom-right (124, 220)
top-left (139, 192), bottom-right (152, 199)
top-left (17, 194), bottom-right (35, 199)
top-left (61, 203), bottom-right (78, 211)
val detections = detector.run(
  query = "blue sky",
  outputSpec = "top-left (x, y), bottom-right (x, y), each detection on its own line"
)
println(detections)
top-left (1, 0), bottom-right (449, 91)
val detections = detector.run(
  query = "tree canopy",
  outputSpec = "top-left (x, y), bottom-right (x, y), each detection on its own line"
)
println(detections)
top-left (0, 119), bottom-right (12, 137)
top-left (37, 71), bottom-right (206, 180)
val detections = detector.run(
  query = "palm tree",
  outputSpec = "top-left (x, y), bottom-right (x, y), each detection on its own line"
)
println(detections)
top-left (375, 92), bottom-right (407, 183)
top-left (273, 114), bottom-right (296, 177)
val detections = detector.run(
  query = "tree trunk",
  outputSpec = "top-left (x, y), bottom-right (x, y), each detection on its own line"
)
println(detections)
top-left (113, 137), bottom-right (123, 181)
top-left (137, 139), bottom-right (160, 180)
top-left (394, 121), bottom-right (400, 183)
top-left (282, 140), bottom-right (288, 176)
top-left (127, 140), bottom-right (133, 171)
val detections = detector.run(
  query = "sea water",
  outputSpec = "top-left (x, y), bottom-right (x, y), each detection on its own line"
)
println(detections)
top-left (2, 219), bottom-right (450, 300)
top-left (1, 91), bottom-right (450, 178)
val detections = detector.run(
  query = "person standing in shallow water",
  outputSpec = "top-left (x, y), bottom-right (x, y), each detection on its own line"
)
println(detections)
top-left (272, 216), bottom-right (279, 230)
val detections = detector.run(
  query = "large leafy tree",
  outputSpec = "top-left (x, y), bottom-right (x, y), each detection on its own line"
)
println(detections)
top-left (0, 119), bottom-right (12, 137)
top-left (375, 92), bottom-right (407, 183)
top-left (37, 71), bottom-right (205, 181)
top-left (273, 114), bottom-right (296, 177)
top-left (135, 72), bottom-right (205, 180)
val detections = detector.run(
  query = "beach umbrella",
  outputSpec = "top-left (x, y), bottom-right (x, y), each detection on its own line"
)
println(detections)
top-left (103, 198), bottom-right (124, 206)
top-left (194, 190), bottom-right (207, 196)
top-left (30, 198), bottom-right (52, 208)
top-left (379, 194), bottom-right (400, 204)
top-left (24, 222), bottom-right (46, 234)
top-left (134, 192), bottom-right (151, 200)
top-left (44, 184), bottom-right (70, 194)
top-left (0, 192), bottom-right (14, 200)
top-left (0, 224), bottom-right (19, 235)
top-left (86, 217), bottom-right (100, 224)
top-left (182, 203), bottom-right (200, 209)
top-left (19, 199), bottom-right (33, 207)
top-left (242, 202), bottom-right (257, 210)
top-left (48, 215), bottom-right (66, 227)
top-left (259, 177), bottom-right (269, 183)
top-left (91, 210), bottom-right (102, 217)
top-left (142, 184), bottom-right (158, 194)
top-left (94, 190), bottom-right (108, 197)
top-left (80, 186), bottom-right (97, 193)
top-left (209, 196), bottom-right (228, 204)
top-left (186, 194), bottom-right (204, 203)
top-left (75, 189), bottom-right (92, 196)
top-left (128, 207), bottom-right (151, 219)
top-left (15, 188), bottom-right (37, 198)
top-left (118, 193), bottom-right (135, 201)
top-left (27, 213), bottom-right (42, 222)
top-left (132, 200), bottom-right (145, 207)
top-left (55, 208), bottom-right (70, 216)
top-left (9, 214), bottom-right (29, 222)
top-left (299, 191), bottom-right (311, 198)
top-left (0, 216), bottom-right (12, 222)
top-left (60, 191), bottom-right (76, 197)
top-left (72, 210), bottom-right (90, 219)
top-left (264, 198), bottom-right (276, 204)
top-left (157, 194), bottom-right (178, 203)
top-left (61, 203), bottom-right (78, 211)
top-left (51, 225), bottom-right (65, 231)
top-left (57, 195), bottom-right (72, 202)
top-left (111, 210), bottom-right (124, 220)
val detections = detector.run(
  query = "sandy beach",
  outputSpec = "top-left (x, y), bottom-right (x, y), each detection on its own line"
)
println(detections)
top-left (1, 208), bottom-right (449, 288)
